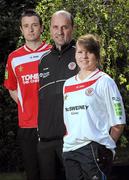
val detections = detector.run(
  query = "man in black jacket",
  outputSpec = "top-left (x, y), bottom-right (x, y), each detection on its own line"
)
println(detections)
top-left (38, 10), bottom-right (77, 180)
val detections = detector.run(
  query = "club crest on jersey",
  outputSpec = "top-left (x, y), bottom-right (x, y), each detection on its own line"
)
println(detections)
top-left (18, 65), bottom-right (23, 72)
top-left (68, 62), bottom-right (76, 70)
top-left (85, 88), bottom-right (94, 96)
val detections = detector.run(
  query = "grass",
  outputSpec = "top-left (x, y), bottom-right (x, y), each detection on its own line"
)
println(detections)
top-left (0, 173), bottom-right (26, 180)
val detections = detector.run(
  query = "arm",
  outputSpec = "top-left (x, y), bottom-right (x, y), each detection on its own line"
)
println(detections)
top-left (9, 90), bottom-right (18, 104)
top-left (110, 124), bottom-right (125, 143)
top-left (102, 77), bottom-right (126, 143)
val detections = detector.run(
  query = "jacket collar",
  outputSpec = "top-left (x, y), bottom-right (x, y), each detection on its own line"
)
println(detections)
top-left (52, 40), bottom-right (76, 54)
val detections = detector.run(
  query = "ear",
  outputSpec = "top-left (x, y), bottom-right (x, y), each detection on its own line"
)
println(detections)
top-left (73, 24), bottom-right (76, 31)
top-left (40, 25), bottom-right (44, 34)
top-left (20, 26), bottom-right (23, 34)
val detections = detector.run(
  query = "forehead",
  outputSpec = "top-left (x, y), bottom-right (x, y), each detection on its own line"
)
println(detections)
top-left (76, 43), bottom-right (87, 50)
top-left (51, 14), bottom-right (71, 26)
top-left (21, 16), bottom-right (40, 24)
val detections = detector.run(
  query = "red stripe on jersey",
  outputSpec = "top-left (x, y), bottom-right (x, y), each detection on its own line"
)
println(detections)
top-left (64, 77), bottom-right (101, 93)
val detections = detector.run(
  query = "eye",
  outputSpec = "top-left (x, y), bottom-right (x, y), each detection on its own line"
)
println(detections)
top-left (23, 24), bottom-right (29, 28)
top-left (77, 51), bottom-right (82, 54)
top-left (62, 25), bottom-right (69, 30)
top-left (33, 23), bottom-right (38, 26)
top-left (53, 25), bottom-right (58, 29)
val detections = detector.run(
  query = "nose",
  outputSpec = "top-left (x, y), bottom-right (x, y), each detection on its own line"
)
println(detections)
top-left (83, 52), bottom-right (88, 58)
top-left (57, 27), bottom-right (63, 35)
top-left (29, 25), bottom-right (34, 32)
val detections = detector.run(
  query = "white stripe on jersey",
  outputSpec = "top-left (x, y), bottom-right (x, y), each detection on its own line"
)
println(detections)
top-left (17, 82), bottom-right (23, 112)
top-left (38, 44), bottom-right (49, 51)
top-left (11, 51), bottom-right (50, 74)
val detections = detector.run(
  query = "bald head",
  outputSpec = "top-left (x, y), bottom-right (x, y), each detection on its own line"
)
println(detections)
top-left (51, 10), bottom-right (74, 27)
top-left (50, 10), bottom-right (74, 50)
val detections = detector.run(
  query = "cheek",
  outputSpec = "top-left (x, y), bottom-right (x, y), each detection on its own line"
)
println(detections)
top-left (91, 58), bottom-right (98, 66)
top-left (22, 28), bottom-right (29, 34)
top-left (50, 29), bottom-right (54, 37)
top-left (76, 54), bottom-right (82, 60)
top-left (65, 31), bottom-right (72, 38)
top-left (21, 30), bottom-right (27, 36)
top-left (37, 27), bottom-right (43, 34)
top-left (89, 55), bottom-right (97, 62)
top-left (75, 54), bottom-right (78, 61)
top-left (39, 28), bottom-right (43, 34)
top-left (52, 31), bottom-right (58, 38)
top-left (75, 57), bottom-right (80, 65)
top-left (20, 28), bottom-right (25, 35)
top-left (93, 57), bottom-right (98, 63)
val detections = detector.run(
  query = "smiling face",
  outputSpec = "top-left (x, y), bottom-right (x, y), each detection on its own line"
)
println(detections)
top-left (75, 43), bottom-right (98, 71)
top-left (50, 12), bottom-right (73, 50)
top-left (20, 15), bottom-right (43, 43)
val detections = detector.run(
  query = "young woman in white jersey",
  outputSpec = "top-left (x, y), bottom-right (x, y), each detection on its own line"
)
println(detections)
top-left (63, 34), bottom-right (126, 180)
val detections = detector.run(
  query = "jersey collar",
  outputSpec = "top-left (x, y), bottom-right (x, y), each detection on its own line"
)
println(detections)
top-left (24, 41), bottom-right (46, 52)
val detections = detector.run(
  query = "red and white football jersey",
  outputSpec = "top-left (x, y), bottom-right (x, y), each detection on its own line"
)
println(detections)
top-left (4, 42), bottom-right (51, 128)
top-left (63, 69), bottom-right (126, 152)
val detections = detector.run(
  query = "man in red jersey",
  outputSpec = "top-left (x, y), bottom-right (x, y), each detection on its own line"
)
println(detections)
top-left (4, 9), bottom-right (51, 180)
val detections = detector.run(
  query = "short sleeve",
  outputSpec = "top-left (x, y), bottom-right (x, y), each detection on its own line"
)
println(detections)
top-left (100, 76), bottom-right (126, 126)
top-left (4, 54), bottom-right (17, 90)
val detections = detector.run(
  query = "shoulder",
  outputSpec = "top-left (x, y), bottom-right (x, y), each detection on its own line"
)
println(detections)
top-left (64, 75), bottom-right (76, 86)
top-left (40, 41), bottom-right (52, 51)
top-left (7, 46), bottom-right (25, 62)
top-left (98, 71), bottom-right (118, 90)
top-left (66, 41), bottom-right (76, 53)
top-left (99, 71), bottom-right (115, 83)
top-left (40, 49), bottom-right (52, 59)
top-left (9, 46), bottom-right (24, 57)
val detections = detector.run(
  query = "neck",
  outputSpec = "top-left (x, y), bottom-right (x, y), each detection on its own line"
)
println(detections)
top-left (25, 39), bottom-right (42, 51)
top-left (56, 44), bottom-right (61, 51)
top-left (55, 40), bottom-right (72, 51)
top-left (78, 68), bottom-right (97, 80)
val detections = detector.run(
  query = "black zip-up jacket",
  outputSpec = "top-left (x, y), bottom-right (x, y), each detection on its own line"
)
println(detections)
top-left (38, 40), bottom-right (78, 140)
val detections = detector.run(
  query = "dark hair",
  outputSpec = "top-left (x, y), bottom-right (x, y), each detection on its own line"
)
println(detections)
top-left (20, 9), bottom-right (42, 27)
top-left (51, 10), bottom-right (74, 27)
top-left (76, 34), bottom-right (100, 61)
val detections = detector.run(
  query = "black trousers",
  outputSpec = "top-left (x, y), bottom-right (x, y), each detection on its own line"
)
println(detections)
top-left (17, 128), bottom-right (40, 180)
top-left (37, 139), bottom-right (66, 180)
top-left (63, 142), bottom-right (113, 180)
